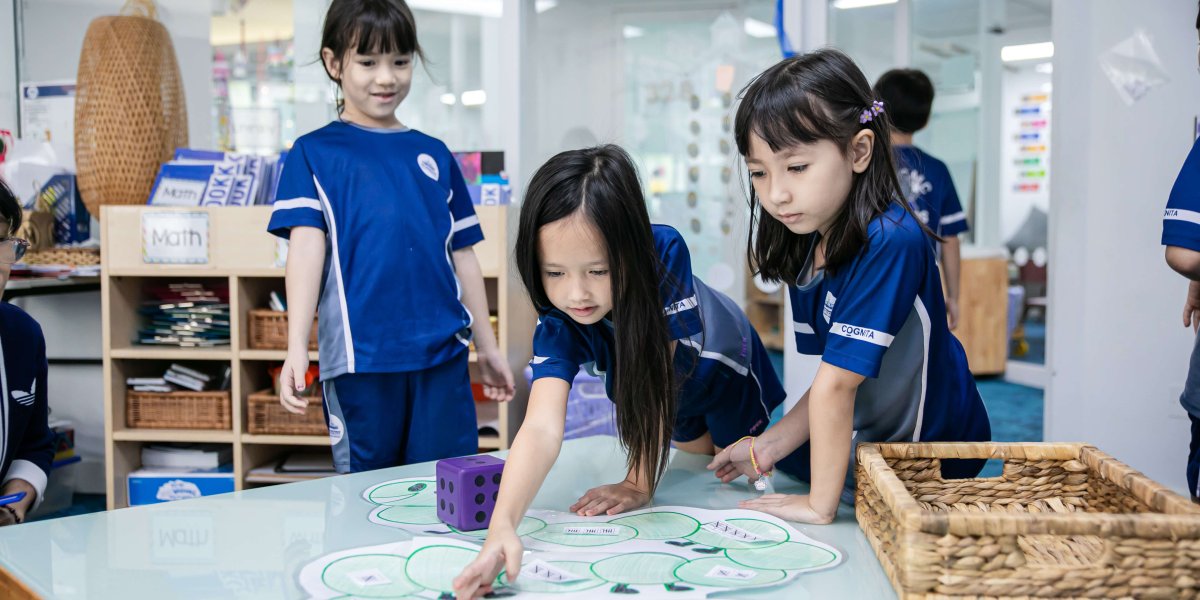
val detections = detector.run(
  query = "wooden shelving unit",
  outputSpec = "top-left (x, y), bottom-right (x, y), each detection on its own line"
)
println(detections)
top-left (101, 205), bottom-right (533, 509)
top-left (745, 270), bottom-right (786, 352)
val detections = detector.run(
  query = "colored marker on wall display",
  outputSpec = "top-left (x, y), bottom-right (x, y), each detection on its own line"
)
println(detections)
top-left (1017, 132), bottom-right (1041, 141)
top-left (1020, 170), bottom-right (1047, 179)
top-left (1016, 157), bottom-right (1041, 166)
top-left (1015, 183), bottom-right (1040, 192)
top-left (1016, 106), bottom-right (1041, 115)
top-left (1021, 145), bottom-right (1047, 153)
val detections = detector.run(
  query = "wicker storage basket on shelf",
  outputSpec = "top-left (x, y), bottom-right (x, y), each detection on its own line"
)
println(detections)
top-left (247, 389), bottom-right (327, 436)
top-left (74, 0), bottom-right (187, 217)
top-left (856, 442), bottom-right (1200, 599)
top-left (248, 310), bottom-right (318, 350)
top-left (126, 390), bottom-right (231, 430)
top-left (21, 247), bottom-right (101, 267)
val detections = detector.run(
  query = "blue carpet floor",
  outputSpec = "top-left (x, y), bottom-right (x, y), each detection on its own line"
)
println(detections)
top-left (29, 493), bottom-right (106, 522)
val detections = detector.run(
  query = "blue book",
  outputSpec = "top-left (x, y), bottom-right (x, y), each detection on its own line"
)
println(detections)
top-left (148, 164), bottom-right (210, 206)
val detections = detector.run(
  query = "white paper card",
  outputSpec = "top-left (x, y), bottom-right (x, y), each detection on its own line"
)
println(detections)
top-left (702, 521), bottom-right (778, 544)
top-left (520, 559), bottom-right (585, 583)
top-left (562, 526), bottom-right (621, 536)
top-left (706, 565), bottom-right (757, 580)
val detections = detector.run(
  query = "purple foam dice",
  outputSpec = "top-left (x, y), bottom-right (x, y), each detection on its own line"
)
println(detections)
top-left (436, 454), bottom-right (505, 531)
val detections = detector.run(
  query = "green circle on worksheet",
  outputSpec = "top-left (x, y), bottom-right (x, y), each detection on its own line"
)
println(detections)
top-left (405, 545), bottom-right (477, 592)
top-left (685, 519), bottom-right (788, 550)
top-left (498, 560), bottom-right (605, 593)
top-left (367, 479), bottom-right (437, 506)
top-left (673, 556), bottom-right (786, 588)
top-left (322, 554), bottom-right (421, 598)
top-left (590, 553), bottom-right (685, 585)
top-left (611, 511), bottom-right (700, 540)
top-left (451, 515), bottom-right (547, 539)
top-left (528, 522), bottom-right (637, 547)
top-left (375, 505), bottom-right (440, 526)
top-left (726, 541), bottom-right (838, 571)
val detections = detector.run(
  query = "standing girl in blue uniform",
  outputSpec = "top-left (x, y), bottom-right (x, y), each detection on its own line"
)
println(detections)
top-left (268, 0), bottom-right (513, 473)
top-left (708, 49), bottom-right (991, 524)
top-left (453, 145), bottom-right (799, 598)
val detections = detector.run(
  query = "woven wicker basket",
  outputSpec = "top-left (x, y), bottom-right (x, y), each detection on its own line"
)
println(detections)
top-left (247, 389), bottom-right (327, 436)
top-left (126, 390), bottom-right (231, 430)
top-left (248, 310), bottom-right (318, 350)
top-left (856, 442), bottom-right (1200, 599)
top-left (75, 0), bottom-right (187, 217)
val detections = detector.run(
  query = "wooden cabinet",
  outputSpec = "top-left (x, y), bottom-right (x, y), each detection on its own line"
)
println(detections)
top-left (101, 205), bottom-right (532, 509)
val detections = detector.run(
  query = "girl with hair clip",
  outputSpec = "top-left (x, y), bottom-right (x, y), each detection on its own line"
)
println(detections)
top-left (453, 145), bottom-right (799, 598)
top-left (707, 48), bottom-right (991, 524)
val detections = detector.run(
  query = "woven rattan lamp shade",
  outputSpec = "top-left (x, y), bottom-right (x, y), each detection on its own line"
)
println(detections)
top-left (74, 0), bottom-right (187, 218)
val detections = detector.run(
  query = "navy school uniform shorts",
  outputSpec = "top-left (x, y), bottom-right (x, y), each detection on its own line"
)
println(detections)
top-left (321, 351), bottom-right (477, 473)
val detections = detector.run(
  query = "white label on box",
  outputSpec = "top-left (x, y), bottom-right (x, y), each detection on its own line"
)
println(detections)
top-left (143, 212), bottom-right (209, 264)
top-left (562, 525), bottom-right (621, 536)
top-left (348, 568), bottom-right (391, 587)
top-left (701, 521), bottom-right (778, 544)
top-left (520, 559), bottom-right (584, 583)
top-left (151, 512), bottom-right (215, 563)
top-left (705, 565), bottom-right (757, 580)
top-left (151, 178), bottom-right (208, 207)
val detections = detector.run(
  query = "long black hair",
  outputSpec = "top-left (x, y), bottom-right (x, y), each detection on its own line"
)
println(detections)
top-left (734, 48), bottom-right (935, 283)
top-left (320, 0), bottom-right (426, 110)
top-left (516, 145), bottom-right (676, 494)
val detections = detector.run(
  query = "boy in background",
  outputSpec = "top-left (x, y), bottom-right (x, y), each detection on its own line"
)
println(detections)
top-left (875, 69), bottom-right (969, 330)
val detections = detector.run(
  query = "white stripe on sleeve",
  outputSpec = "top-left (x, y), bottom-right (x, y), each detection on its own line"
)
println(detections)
top-left (452, 215), bottom-right (480, 233)
top-left (1165, 208), bottom-right (1200, 226)
top-left (939, 211), bottom-right (966, 226)
top-left (272, 198), bottom-right (322, 212)
top-left (663, 295), bottom-right (698, 316)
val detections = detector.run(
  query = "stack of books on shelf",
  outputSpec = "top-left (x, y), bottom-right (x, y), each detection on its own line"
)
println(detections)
top-left (246, 451), bottom-right (338, 485)
top-left (148, 148), bottom-right (287, 207)
top-left (137, 283), bottom-right (230, 347)
top-left (127, 363), bottom-right (231, 393)
top-left (141, 444), bottom-right (232, 471)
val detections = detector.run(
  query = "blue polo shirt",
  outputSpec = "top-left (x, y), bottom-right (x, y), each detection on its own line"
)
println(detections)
top-left (788, 202), bottom-right (989, 450)
top-left (1163, 138), bottom-right (1200, 253)
top-left (895, 145), bottom-right (969, 237)
top-left (529, 225), bottom-right (766, 434)
top-left (267, 121), bottom-right (485, 379)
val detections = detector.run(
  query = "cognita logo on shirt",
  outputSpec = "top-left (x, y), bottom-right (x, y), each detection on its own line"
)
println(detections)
top-left (417, 154), bottom-right (439, 180)
top-left (830, 322), bottom-right (895, 347)
top-left (823, 292), bottom-right (837, 323)
top-left (664, 295), bottom-right (698, 316)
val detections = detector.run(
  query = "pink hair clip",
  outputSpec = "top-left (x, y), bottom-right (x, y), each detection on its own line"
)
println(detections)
top-left (859, 100), bottom-right (885, 124)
